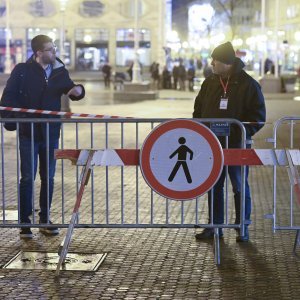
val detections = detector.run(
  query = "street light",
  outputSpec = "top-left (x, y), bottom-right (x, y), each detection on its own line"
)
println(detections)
top-left (4, 0), bottom-right (12, 74)
top-left (59, 0), bottom-right (70, 112)
top-left (59, 0), bottom-right (68, 60)
top-left (132, 0), bottom-right (142, 83)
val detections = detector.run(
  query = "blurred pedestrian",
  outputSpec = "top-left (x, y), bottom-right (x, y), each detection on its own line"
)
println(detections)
top-left (102, 62), bottom-right (112, 88)
top-left (172, 63), bottom-right (179, 90)
top-left (178, 61), bottom-right (186, 91)
top-left (127, 62), bottom-right (133, 81)
top-left (264, 58), bottom-right (273, 74)
top-left (151, 62), bottom-right (160, 89)
top-left (203, 62), bottom-right (213, 78)
top-left (162, 66), bottom-right (172, 89)
top-left (197, 58), bottom-right (203, 70)
top-left (187, 60), bottom-right (195, 92)
top-left (193, 41), bottom-right (266, 242)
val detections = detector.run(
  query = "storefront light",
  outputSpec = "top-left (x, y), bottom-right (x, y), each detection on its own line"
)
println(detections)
top-left (189, 41), bottom-right (197, 49)
top-left (257, 34), bottom-right (267, 42)
top-left (194, 44), bottom-right (202, 51)
top-left (168, 30), bottom-right (179, 43)
top-left (210, 33), bottom-right (225, 46)
top-left (201, 38), bottom-right (210, 49)
top-left (84, 52), bottom-right (92, 59)
top-left (137, 49), bottom-right (145, 54)
top-left (246, 37), bottom-right (254, 46)
top-left (295, 31), bottom-right (300, 42)
top-left (83, 35), bottom-right (92, 43)
top-left (48, 32), bottom-right (56, 41)
top-left (182, 41), bottom-right (189, 49)
top-left (291, 45), bottom-right (300, 51)
top-left (254, 62), bottom-right (260, 70)
top-left (232, 38), bottom-right (243, 47)
top-left (59, 0), bottom-right (68, 12)
top-left (168, 41), bottom-right (181, 52)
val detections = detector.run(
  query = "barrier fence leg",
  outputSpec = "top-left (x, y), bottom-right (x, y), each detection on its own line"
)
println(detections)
top-left (56, 212), bottom-right (78, 275)
top-left (293, 230), bottom-right (300, 256)
top-left (214, 228), bottom-right (221, 265)
top-left (55, 150), bottom-right (95, 277)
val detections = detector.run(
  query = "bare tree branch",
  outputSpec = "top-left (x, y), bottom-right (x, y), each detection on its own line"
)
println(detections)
top-left (213, 0), bottom-right (246, 39)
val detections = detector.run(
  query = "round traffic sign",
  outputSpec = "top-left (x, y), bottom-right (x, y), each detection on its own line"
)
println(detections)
top-left (140, 119), bottom-right (224, 200)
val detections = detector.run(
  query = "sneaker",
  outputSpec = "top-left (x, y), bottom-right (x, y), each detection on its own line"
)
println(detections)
top-left (39, 221), bottom-right (59, 236)
top-left (195, 228), bottom-right (223, 240)
top-left (20, 228), bottom-right (33, 239)
top-left (236, 227), bottom-right (249, 242)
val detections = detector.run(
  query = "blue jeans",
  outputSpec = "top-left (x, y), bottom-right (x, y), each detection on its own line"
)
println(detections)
top-left (208, 165), bottom-right (251, 225)
top-left (19, 136), bottom-right (59, 223)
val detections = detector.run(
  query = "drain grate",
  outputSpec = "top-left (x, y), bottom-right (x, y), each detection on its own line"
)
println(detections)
top-left (3, 251), bottom-right (107, 271)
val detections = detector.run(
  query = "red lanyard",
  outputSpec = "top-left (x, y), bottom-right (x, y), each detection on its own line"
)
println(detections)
top-left (219, 76), bottom-right (230, 97)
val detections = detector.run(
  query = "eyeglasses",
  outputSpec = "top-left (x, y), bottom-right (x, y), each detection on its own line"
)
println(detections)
top-left (41, 45), bottom-right (57, 53)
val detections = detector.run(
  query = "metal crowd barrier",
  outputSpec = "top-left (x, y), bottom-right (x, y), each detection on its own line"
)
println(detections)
top-left (269, 116), bottom-right (300, 255)
top-left (0, 117), bottom-right (248, 270)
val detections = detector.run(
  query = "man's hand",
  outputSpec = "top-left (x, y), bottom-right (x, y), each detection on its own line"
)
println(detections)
top-left (67, 85), bottom-right (83, 97)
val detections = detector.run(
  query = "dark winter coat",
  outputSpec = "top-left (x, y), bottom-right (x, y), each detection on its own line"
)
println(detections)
top-left (193, 57), bottom-right (266, 147)
top-left (0, 55), bottom-right (85, 140)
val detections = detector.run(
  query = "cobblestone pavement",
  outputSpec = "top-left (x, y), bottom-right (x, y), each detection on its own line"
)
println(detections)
top-left (0, 84), bottom-right (300, 299)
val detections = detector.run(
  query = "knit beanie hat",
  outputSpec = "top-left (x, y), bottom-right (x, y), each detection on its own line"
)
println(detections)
top-left (211, 42), bottom-right (236, 65)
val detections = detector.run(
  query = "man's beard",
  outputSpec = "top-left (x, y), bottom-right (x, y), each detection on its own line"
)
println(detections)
top-left (43, 56), bottom-right (55, 65)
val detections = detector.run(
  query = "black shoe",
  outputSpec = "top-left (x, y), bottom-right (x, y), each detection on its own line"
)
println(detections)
top-left (236, 227), bottom-right (249, 242)
top-left (39, 221), bottom-right (59, 236)
top-left (195, 228), bottom-right (223, 240)
top-left (20, 228), bottom-right (33, 239)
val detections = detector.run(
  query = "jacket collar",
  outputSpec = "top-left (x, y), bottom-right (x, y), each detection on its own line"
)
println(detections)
top-left (27, 55), bottom-right (65, 70)
top-left (210, 57), bottom-right (245, 83)
top-left (230, 57), bottom-right (245, 75)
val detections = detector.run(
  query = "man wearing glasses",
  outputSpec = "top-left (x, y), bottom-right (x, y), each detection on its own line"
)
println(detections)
top-left (0, 34), bottom-right (85, 239)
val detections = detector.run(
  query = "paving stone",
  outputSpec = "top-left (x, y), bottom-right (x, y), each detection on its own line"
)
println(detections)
top-left (1, 95), bottom-right (300, 299)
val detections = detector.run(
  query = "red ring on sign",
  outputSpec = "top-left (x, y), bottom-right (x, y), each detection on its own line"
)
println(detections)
top-left (140, 120), bottom-right (224, 200)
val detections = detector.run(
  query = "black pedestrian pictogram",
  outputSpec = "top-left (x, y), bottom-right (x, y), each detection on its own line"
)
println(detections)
top-left (168, 137), bottom-right (193, 183)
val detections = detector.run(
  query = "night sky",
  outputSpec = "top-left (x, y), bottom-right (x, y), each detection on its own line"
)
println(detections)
top-left (172, 0), bottom-right (196, 40)
top-left (172, 0), bottom-right (195, 11)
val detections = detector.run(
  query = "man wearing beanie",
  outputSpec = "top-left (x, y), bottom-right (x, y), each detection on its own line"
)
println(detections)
top-left (193, 41), bottom-right (266, 242)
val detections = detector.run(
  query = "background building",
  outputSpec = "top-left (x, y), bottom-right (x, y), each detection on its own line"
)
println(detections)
top-left (170, 0), bottom-right (300, 77)
top-left (263, 0), bottom-right (300, 74)
top-left (0, 0), bottom-right (171, 72)
top-left (170, 0), bottom-right (261, 74)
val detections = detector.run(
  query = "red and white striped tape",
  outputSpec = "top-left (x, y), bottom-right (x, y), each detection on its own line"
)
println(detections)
top-left (0, 106), bottom-right (132, 119)
top-left (55, 148), bottom-right (300, 166)
top-left (224, 149), bottom-right (300, 166)
top-left (55, 148), bottom-right (300, 205)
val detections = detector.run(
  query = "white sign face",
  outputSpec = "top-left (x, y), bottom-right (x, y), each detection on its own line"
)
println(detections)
top-left (150, 128), bottom-right (213, 191)
top-left (140, 120), bottom-right (224, 200)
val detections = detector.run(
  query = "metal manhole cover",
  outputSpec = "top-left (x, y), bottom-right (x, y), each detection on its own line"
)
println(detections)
top-left (3, 251), bottom-right (107, 271)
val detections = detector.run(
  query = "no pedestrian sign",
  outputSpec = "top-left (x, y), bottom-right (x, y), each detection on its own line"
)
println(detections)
top-left (140, 120), bottom-right (224, 200)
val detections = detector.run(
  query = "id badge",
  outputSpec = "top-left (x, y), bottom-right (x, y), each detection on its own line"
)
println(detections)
top-left (219, 98), bottom-right (228, 110)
